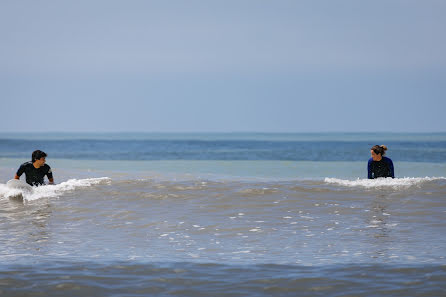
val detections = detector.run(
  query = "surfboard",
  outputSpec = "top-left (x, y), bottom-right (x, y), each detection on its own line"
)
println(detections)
top-left (7, 179), bottom-right (33, 192)
top-left (6, 179), bottom-right (33, 201)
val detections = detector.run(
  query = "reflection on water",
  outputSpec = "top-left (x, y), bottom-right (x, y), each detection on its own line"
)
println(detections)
top-left (0, 198), bottom-right (52, 259)
top-left (365, 195), bottom-right (393, 260)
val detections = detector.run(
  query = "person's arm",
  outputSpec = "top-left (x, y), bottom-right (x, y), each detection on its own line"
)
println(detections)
top-left (47, 167), bottom-right (54, 184)
top-left (15, 164), bottom-right (25, 180)
top-left (367, 159), bottom-right (373, 179)
top-left (388, 158), bottom-right (395, 178)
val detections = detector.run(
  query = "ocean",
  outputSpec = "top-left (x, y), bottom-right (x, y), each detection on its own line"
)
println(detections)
top-left (0, 132), bottom-right (445, 296)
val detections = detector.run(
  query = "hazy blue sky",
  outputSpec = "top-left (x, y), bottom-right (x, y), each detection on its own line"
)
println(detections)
top-left (1, 0), bottom-right (445, 132)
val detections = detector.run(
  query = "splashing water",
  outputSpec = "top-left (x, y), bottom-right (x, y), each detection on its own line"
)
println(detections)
top-left (0, 177), bottom-right (111, 201)
top-left (324, 176), bottom-right (446, 189)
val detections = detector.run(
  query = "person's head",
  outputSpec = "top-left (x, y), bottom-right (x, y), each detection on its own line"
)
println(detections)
top-left (32, 150), bottom-right (47, 166)
top-left (370, 145), bottom-right (387, 161)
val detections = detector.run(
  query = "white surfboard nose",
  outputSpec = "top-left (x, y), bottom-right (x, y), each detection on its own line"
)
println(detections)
top-left (6, 179), bottom-right (34, 193)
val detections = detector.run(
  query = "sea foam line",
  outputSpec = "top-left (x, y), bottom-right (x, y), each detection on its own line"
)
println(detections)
top-left (0, 177), bottom-right (111, 201)
top-left (324, 176), bottom-right (446, 188)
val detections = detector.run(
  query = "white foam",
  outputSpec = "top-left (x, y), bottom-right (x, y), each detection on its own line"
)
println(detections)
top-left (0, 177), bottom-right (111, 201)
top-left (324, 177), bottom-right (446, 189)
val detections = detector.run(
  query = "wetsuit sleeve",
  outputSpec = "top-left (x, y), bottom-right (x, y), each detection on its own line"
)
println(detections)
top-left (16, 164), bottom-right (26, 177)
top-left (387, 158), bottom-right (395, 178)
top-left (46, 166), bottom-right (53, 180)
top-left (367, 159), bottom-right (373, 179)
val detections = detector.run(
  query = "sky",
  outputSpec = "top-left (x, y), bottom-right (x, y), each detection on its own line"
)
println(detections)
top-left (1, 0), bottom-right (445, 133)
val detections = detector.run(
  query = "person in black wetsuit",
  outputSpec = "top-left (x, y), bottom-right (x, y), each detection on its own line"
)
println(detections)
top-left (368, 145), bottom-right (394, 179)
top-left (14, 150), bottom-right (54, 186)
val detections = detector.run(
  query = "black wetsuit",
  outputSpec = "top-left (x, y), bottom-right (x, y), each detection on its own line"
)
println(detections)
top-left (367, 157), bottom-right (394, 179)
top-left (16, 161), bottom-right (53, 186)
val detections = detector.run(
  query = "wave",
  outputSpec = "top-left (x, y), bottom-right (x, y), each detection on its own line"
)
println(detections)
top-left (324, 176), bottom-right (446, 189)
top-left (1, 261), bottom-right (445, 297)
top-left (0, 177), bottom-right (111, 201)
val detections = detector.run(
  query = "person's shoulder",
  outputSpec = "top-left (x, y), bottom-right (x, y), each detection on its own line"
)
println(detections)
top-left (383, 156), bottom-right (393, 164)
top-left (368, 158), bottom-right (373, 163)
top-left (20, 161), bottom-right (33, 167)
top-left (43, 163), bottom-right (52, 170)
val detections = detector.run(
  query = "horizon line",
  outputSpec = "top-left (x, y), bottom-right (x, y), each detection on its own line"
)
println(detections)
top-left (0, 131), bottom-right (445, 134)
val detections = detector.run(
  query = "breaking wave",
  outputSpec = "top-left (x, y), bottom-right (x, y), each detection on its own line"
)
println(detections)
top-left (324, 176), bottom-right (446, 189)
top-left (0, 177), bottom-right (111, 201)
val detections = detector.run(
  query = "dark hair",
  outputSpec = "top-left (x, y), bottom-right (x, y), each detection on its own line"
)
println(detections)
top-left (32, 150), bottom-right (47, 162)
top-left (371, 145), bottom-right (388, 156)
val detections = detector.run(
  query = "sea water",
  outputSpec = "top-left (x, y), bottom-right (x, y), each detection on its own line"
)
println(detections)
top-left (0, 133), bottom-right (445, 296)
